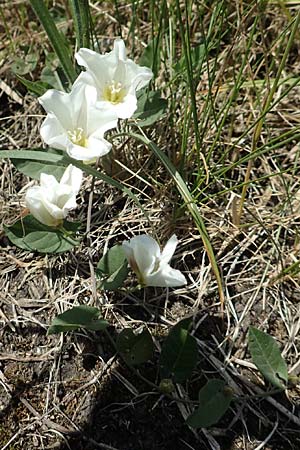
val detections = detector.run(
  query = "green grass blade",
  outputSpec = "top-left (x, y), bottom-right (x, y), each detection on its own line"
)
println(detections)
top-left (129, 131), bottom-right (225, 310)
top-left (69, 0), bottom-right (91, 49)
top-left (175, 0), bottom-right (200, 154)
top-left (0, 150), bottom-right (64, 163)
top-left (29, 0), bottom-right (77, 85)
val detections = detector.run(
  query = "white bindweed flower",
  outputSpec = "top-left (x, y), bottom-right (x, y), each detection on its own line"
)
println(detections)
top-left (75, 38), bottom-right (153, 119)
top-left (25, 164), bottom-right (83, 227)
top-left (39, 83), bottom-right (118, 162)
top-left (122, 234), bottom-right (187, 287)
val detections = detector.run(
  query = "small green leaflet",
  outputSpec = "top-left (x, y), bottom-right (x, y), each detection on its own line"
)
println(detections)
top-left (187, 379), bottom-right (233, 428)
top-left (116, 328), bottom-right (154, 366)
top-left (96, 244), bottom-right (128, 291)
top-left (174, 43), bottom-right (206, 74)
top-left (248, 326), bottom-right (288, 389)
top-left (139, 37), bottom-right (159, 76)
top-left (132, 90), bottom-right (168, 127)
top-left (4, 215), bottom-right (80, 254)
top-left (48, 306), bottom-right (108, 334)
top-left (159, 317), bottom-right (198, 383)
top-left (12, 52), bottom-right (39, 75)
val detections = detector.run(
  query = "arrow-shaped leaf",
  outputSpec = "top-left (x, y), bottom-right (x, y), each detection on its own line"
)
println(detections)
top-left (48, 306), bottom-right (108, 334)
top-left (187, 379), bottom-right (233, 428)
top-left (248, 326), bottom-right (288, 389)
top-left (116, 328), bottom-right (154, 366)
top-left (159, 317), bottom-right (198, 383)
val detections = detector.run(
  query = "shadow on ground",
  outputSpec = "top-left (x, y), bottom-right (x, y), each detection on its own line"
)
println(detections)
top-left (1, 316), bottom-right (300, 450)
top-left (55, 313), bottom-right (300, 450)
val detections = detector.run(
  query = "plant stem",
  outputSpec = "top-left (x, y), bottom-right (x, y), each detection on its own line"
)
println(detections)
top-left (86, 175), bottom-right (98, 305)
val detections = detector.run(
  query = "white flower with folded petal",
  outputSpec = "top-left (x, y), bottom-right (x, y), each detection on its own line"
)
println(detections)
top-left (75, 38), bottom-right (153, 119)
top-left (39, 83), bottom-right (118, 162)
top-left (122, 234), bottom-right (187, 287)
top-left (25, 165), bottom-right (83, 227)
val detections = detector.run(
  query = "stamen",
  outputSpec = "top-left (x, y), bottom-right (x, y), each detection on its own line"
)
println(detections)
top-left (67, 128), bottom-right (88, 147)
top-left (103, 80), bottom-right (126, 104)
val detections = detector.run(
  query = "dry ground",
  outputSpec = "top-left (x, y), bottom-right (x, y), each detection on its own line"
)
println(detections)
top-left (1, 1), bottom-right (300, 449)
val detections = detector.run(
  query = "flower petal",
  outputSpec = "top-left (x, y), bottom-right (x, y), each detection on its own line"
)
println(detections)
top-left (125, 60), bottom-right (153, 91)
top-left (41, 195), bottom-right (67, 219)
top-left (87, 136), bottom-right (112, 157)
top-left (60, 164), bottom-right (83, 194)
top-left (75, 47), bottom-right (116, 85)
top-left (110, 93), bottom-right (138, 119)
top-left (40, 114), bottom-right (68, 150)
top-left (122, 241), bottom-right (136, 271)
top-left (39, 89), bottom-right (73, 131)
top-left (87, 106), bottom-right (118, 136)
top-left (161, 234), bottom-right (178, 264)
top-left (75, 40), bottom-right (152, 119)
top-left (114, 38), bottom-right (127, 61)
top-left (25, 163), bottom-right (82, 227)
top-left (123, 235), bottom-right (160, 278)
top-left (66, 136), bottom-right (111, 162)
top-left (73, 71), bottom-right (100, 92)
top-left (40, 173), bottom-right (59, 193)
top-left (146, 265), bottom-right (187, 287)
top-left (25, 187), bottom-right (61, 227)
top-left (113, 59), bottom-right (127, 85)
top-left (71, 83), bottom-right (99, 132)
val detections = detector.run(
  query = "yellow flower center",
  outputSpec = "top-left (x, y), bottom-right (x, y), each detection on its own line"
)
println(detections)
top-left (103, 80), bottom-right (126, 104)
top-left (67, 128), bottom-right (88, 147)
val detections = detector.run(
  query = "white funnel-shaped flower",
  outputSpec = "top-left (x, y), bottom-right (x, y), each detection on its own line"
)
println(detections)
top-left (25, 164), bottom-right (83, 227)
top-left (75, 39), bottom-right (153, 119)
top-left (39, 83), bottom-right (118, 162)
top-left (122, 234), bottom-right (187, 287)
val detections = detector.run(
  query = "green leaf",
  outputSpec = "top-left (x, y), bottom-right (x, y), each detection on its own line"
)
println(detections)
top-left (248, 326), bottom-right (288, 389)
top-left (0, 149), bottom-right (65, 163)
top-left (174, 44), bottom-right (206, 74)
top-left (132, 90), bottom-right (168, 127)
top-left (16, 75), bottom-right (49, 96)
top-left (97, 245), bottom-right (126, 274)
top-left (116, 328), bottom-right (154, 366)
top-left (139, 37), bottom-right (159, 71)
top-left (4, 215), bottom-right (80, 254)
top-left (159, 317), bottom-right (198, 383)
top-left (187, 379), bottom-right (233, 428)
top-left (61, 220), bottom-right (81, 233)
top-left (96, 244), bottom-right (128, 291)
top-left (40, 66), bottom-right (62, 90)
top-left (29, 0), bottom-right (77, 85)
top-left (48, 306), bottom-right (108, 334)
top-left (11, 52), bottom-right (39, 75)
top-left (11, 148), bottom-right (67, 180)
